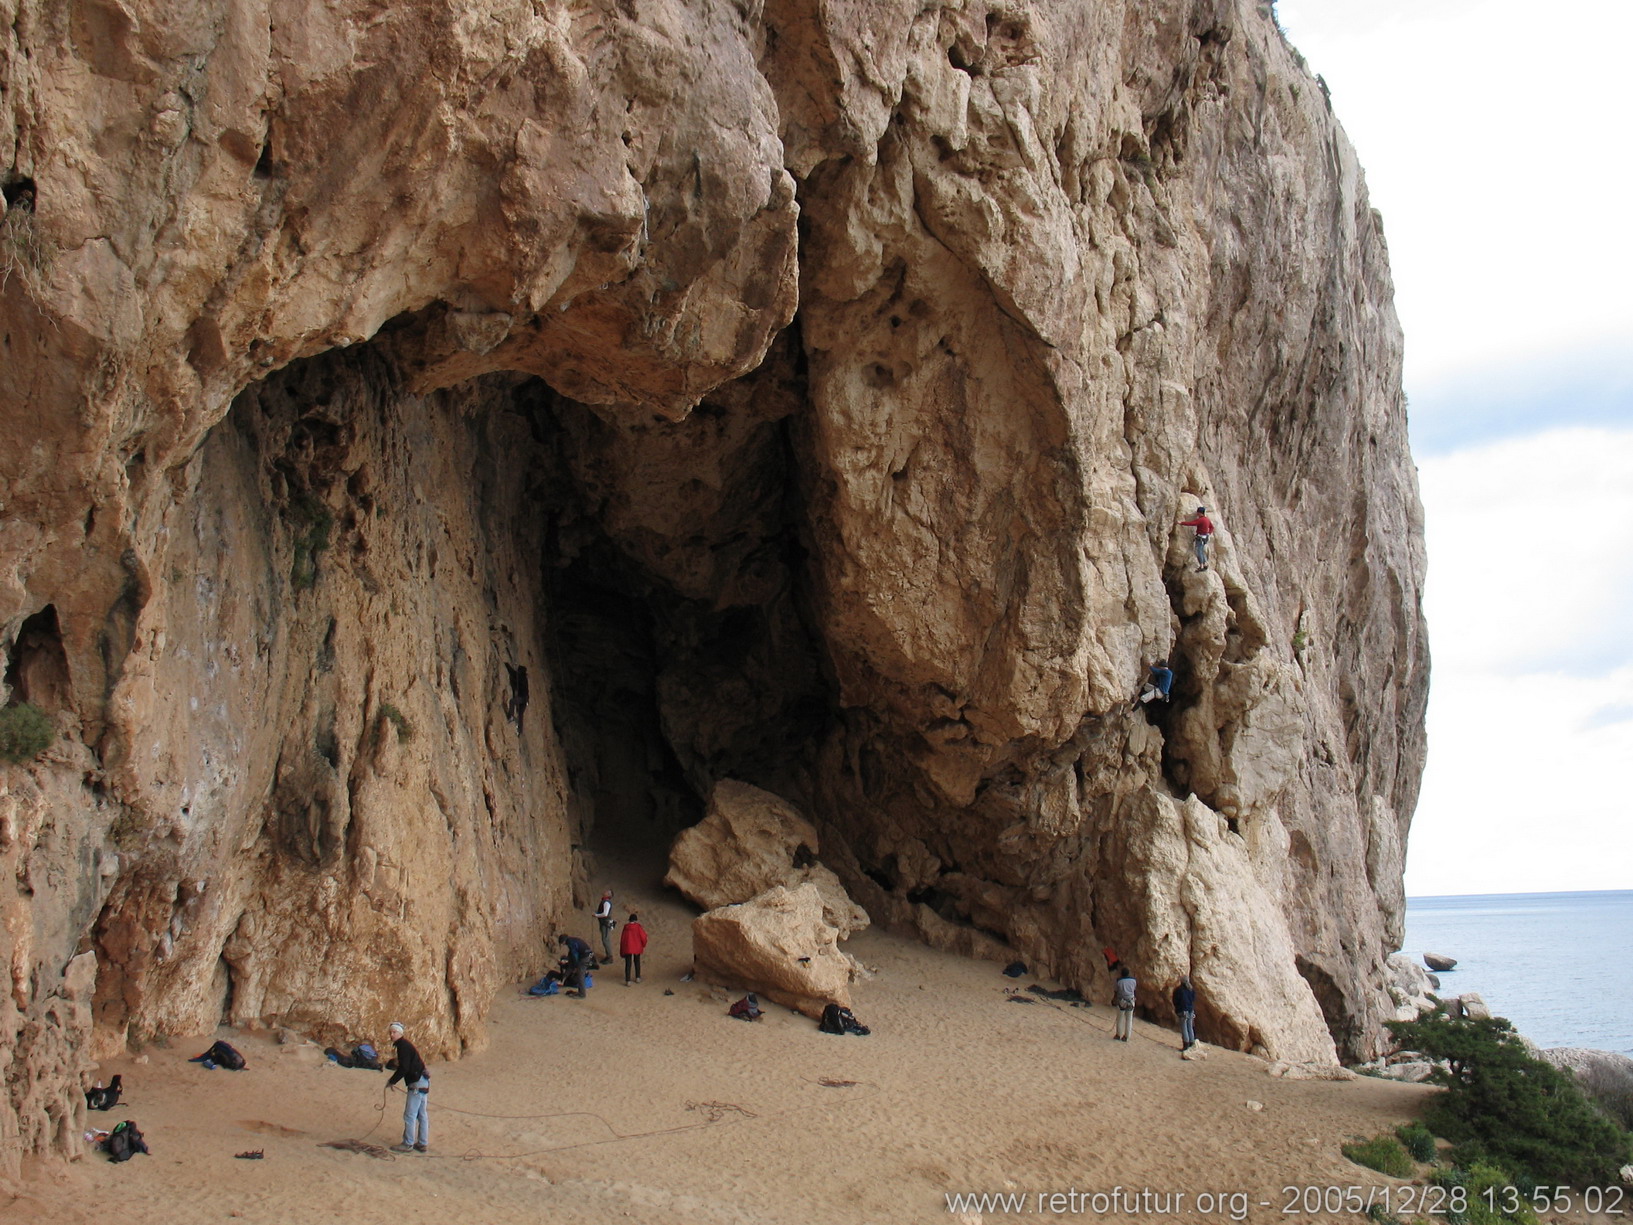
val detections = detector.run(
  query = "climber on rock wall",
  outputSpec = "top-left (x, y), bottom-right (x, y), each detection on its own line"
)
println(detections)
top-left (1180, 506), bottom-right (1214, 572)
top-left (1133, 659), bottom-right (1174, 710)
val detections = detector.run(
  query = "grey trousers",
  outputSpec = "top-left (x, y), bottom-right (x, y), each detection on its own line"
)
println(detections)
top-left (403, 1081), bottom-right (429, 1146)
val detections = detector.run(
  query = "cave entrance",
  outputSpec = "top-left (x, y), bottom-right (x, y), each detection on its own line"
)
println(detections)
top-left (82, 330), bottom-right (836, 1044)
top-left (542, 541), bottom-right (700, 884)
top-left (5, 604), bottom-right (71, 709)
top-left (521, 370), bottom-right (833, 898)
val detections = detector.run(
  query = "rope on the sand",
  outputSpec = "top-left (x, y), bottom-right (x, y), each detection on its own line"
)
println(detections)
top-left (377, 1099), bottom-right (762, 1162)
top-left (320, 1139), bottom-right (397, 1160)
top-left (1006, 987), bottom-right (1114, 1035)
top-left (802, 1075), bottom-right (872, 1089)
top-left (320, 1082), bottom-right (395, 1158)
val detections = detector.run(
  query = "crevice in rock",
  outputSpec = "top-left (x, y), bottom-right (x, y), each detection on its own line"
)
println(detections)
top-left (1, 174), bottom-right (36, 212)
top-left (5, 604), bottom-right (71, 710)
top-left (1296, 952), bottom-right (1363, 1062)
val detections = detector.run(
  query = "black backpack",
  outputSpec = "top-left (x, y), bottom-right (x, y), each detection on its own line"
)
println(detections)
top-left (102, 1120), bottom-right (149, 1163)
top-left (819, 1003), bottom-right (870, 1036)
top-left (86, 1074), bottom-right (123, 1111)
top-left (207, 1040), bottom-right (246, 1070)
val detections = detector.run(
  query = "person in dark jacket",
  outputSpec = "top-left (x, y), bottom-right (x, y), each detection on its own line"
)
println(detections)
top-left (595, 890), bottom-right (616, 961)
top-left (1172, 975), bottom-right (1197, 1051)
top-left (385, 1021), bottom-right (430, 1153)
top-left (559, 933), bottom-right (594, 997)
top-left (620, 913), bottom-right (649, 986)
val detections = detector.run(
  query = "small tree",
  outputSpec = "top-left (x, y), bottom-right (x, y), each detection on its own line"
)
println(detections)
top-left (1388, 1008), bottom-right (1631, 1186)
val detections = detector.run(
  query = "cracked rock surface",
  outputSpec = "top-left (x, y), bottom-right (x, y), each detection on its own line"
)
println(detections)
top-left (0, 0), bottom-right (1424, 1168)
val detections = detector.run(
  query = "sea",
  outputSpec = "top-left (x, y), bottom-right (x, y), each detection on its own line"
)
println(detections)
top-left (1402, 889), bottom-right (1633, 1057)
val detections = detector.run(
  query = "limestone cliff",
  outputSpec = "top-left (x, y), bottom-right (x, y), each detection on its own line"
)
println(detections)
top-left (0, 0), bottom-right (1425, 1169)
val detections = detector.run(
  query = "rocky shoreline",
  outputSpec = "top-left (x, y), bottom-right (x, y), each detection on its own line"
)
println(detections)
top-left (1369, 952), bottom-right (1633, 1135)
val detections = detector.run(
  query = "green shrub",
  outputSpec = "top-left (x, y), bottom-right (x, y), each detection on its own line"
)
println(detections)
top-left (1396, 1121), bottom-right (1438, 1163)
top-left (0, 702), bottom-right (54, 763)
top-left (1388, 1009), bottom-right (1632, 1186)
top-left (378, 702), bottom-right (412, 742)
top-left (1430, 1162), bottom-right (1539, 1225)
top-left (1342, 1134), bottom-right (1413, 1178)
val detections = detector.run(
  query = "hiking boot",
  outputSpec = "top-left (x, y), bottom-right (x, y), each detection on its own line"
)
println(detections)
top-left (414, 1144), bottom-right (428, 1153)
top-left (390, 1143), bottom-right (414, 1153)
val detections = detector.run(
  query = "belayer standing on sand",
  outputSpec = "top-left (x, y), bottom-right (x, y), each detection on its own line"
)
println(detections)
top-left (1173, 975), bottom-right (1197, 1052)
top-left (1180, 506), bottom-right (1214, 572)
top-left (385, 1021), bottom-right (430, 1154)
top-left (595, 890), bottom-right (616, 961)
top-left (1113, 965), bottom-right (1137, 1042)
top-left (620, 912), bottom-right (648, 986)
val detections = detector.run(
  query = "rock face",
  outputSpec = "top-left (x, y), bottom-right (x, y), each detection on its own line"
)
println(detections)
top-left (691, 884), bottom-right (855, 1017)
top-left (1385, 953), bottom-right (1438, 1021)
top-left (666, 779), bottom-right (868, 936)
top-left (1451, 993), bottom-right (1492, 1021)
top-left (1, 0), bottom-right (1425, 1167)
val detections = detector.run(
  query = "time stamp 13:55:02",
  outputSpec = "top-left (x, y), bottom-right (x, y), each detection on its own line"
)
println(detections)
top-left (1277, 1183), bottom-right (1626, 1217)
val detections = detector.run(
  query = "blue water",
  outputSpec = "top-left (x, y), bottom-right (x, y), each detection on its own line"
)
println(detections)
top-left (1403, 890), bottom-right (1633, 1057)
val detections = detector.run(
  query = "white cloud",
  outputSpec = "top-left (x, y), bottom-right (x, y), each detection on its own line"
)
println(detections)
top-left (1276, 0), bottom-right (1633, 387)
top-left (1274, 2), bottom-right (1633, 894)
top-left (1407, 427), bottom-right (1633, 894)
top-left (1419, 427), bottom-right (1633, 673)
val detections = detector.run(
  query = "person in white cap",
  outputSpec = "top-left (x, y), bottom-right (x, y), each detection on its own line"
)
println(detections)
top-left (594, 890), bottom-right (616, 962)
top-left (384, 1021), bottom-right (430, 1153)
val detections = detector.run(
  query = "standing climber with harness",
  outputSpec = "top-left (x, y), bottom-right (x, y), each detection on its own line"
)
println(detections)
top-left (1180, 506), bottom-right (1214, 572)
top-left (385, 1021), bottom-right (431, 1154)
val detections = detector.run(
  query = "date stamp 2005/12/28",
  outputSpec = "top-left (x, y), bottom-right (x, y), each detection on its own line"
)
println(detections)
top-left (945, 1183), bottom-right (1628, 1220)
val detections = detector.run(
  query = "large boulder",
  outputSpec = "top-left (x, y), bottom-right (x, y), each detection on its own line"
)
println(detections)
top-left (1423, 953), bottom-right (1458, 972)
top-left (666, 780), bottom-right (869, 936)
top-left (1385, 953), bottom-right (1437, 1017)
top-left (691, 884), bottom-right (855, 1018)
top-left (1453, 993), bottom-right (1491, 1021)
top-left (1540, 1048), bottom-right (1633, 1128)
top-left (1373, 1061), bottom-right (1435, 1083)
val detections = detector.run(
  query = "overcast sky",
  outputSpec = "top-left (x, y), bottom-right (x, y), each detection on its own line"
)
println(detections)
top-left (1276, 0), bottom-right (1633, 896)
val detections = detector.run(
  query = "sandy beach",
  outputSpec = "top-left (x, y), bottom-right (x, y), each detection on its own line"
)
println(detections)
top-left (0, 855), bottom-right (1457, 1225)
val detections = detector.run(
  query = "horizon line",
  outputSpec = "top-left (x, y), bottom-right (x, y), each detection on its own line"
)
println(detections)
top-left (1406, 886), bottom-right (1632, 901)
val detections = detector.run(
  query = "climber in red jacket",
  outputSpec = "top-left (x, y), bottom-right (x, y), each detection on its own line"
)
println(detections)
top-left (620, 913), bottom-right (649, 986)
top-left (1180, 506), bottom-right (1214, 572)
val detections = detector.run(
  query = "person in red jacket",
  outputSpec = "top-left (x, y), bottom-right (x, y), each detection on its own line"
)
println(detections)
top-left (1179, 506), bottom-right (1214, 572)
top-left (620, 913), bottom-right (649, 985)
